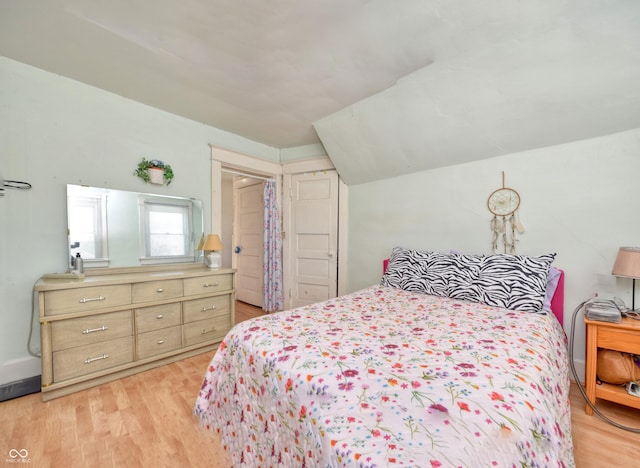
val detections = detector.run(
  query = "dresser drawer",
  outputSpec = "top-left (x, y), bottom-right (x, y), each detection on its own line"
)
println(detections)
top-left (43, 285), bottom-right (131, 316)
top-left (183, 274), bottom-right (233, 296)
top-left (183, 295), bottom-right (231, 323)
top-left (135, 303), bottom-right (181, 334)
top-left (51, 310), bottom-right (132, 352)
top-left (53, 336), bottom-right (133, 382)
top-left (132, 279), bottom-right (183, 303)
top-left (136, 326), bottom-right (182, 360)
top-left (183, 316), bottom-right (230, 347)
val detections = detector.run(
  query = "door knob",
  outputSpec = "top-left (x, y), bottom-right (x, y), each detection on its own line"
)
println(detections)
top-left (235, 246), bottom-right (242, 253)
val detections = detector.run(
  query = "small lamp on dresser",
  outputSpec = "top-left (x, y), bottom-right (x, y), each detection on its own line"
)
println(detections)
top-left (611, 246), bottom-right (640, 311)
top-left (203, 234), bottom-right (224, 269)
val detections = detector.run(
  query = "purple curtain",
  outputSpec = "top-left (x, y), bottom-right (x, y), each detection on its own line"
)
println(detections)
top-left (263, 180), bottom-right (283, 312)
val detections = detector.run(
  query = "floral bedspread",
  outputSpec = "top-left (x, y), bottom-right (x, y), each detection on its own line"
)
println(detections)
top-left (194, 285), bottom-right (574, 467)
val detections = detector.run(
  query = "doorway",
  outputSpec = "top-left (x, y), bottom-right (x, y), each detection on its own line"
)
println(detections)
top-left (210, 145), bottom-right (348, 314)
top-left (232, 177), bottom-right (264, 307)
top-left (220, 166), bottom-right (275, 311)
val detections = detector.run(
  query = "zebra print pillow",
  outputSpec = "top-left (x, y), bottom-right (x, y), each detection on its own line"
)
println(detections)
top-left (452, 250), bottom-right (561, 312)
top-left (380, 247), bottom-right (455, 297)
top-left (450, 253), bottom-right (556, 313)
top-left (381, 247), bottom-right (555, 313)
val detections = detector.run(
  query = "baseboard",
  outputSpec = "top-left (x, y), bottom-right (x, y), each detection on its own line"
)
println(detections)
top-left (0, 375), bottom-right (41, 402)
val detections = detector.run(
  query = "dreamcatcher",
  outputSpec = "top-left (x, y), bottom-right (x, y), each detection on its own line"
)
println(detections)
top-left (487, 172), bottom-right (523, 254)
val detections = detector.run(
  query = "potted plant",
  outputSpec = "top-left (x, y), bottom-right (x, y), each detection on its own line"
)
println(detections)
top-left (135, 158), bottom-right (174, 185)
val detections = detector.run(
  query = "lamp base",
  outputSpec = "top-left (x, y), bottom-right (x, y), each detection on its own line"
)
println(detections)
top-left (205, 251), bottom-right (221, 269)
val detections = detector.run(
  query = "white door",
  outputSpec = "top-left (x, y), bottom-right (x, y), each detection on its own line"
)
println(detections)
top-left (287, 171), bottom-right (339, 308)
top-left (233, 181), bottom-right (264, 307)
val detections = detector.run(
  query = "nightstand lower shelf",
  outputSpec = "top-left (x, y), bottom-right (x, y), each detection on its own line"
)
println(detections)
top-left (594, 382), bottom-right (640, 410)
top-left (584, 316), bottom-right (640, 415)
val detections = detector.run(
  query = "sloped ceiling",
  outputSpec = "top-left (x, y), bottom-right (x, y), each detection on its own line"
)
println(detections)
top-left (1, 1), bottom-right (639, 185)
top-left (315, 1), bottom-right (640, 184)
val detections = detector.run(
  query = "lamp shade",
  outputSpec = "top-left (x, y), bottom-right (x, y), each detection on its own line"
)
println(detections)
top-left (612, 247), bottom-right (640, 278)
top-left (202, 234), bottom-right (223, 251)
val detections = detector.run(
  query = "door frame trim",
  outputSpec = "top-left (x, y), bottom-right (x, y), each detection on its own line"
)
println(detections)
top-left (210, 145), bottom-right (283, 237)
top-left (209, 145), bottom-right (348, 310)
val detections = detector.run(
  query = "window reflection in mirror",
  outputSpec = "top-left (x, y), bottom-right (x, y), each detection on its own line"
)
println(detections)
top-left (67, 185), bottom-right (109, 266)
top-left (67, 185), bottom-right (204, 269)
top-left (139, 196), bottom-right (193, 263)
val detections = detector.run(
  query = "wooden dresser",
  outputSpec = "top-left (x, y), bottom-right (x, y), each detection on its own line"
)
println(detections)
top-left (35, 265), bottom-right (235, 400)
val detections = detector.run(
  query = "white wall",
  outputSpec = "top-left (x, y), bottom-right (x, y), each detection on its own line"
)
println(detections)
top-left (0, 57), bottom-right (279, 386)
top-left (346, 127), bottom-right (640, 380)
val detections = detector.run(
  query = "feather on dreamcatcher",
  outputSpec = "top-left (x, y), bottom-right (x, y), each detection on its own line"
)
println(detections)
top-left (487, 172), bottom-right (524, 254)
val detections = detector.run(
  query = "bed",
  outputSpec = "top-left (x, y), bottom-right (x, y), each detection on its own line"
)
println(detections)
top-left (194, 247), bottom-right (574, 467)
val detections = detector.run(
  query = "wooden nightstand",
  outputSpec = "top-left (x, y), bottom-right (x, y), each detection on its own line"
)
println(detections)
top-left (584, 316), bottom-right (640, 415)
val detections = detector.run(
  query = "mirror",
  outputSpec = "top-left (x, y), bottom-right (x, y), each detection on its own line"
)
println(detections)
top-left (67, 184), bottom-right (204, 269)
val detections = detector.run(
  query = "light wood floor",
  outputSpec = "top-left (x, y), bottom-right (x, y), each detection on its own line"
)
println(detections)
top-left (2, 301), bottom-right (640, 467)
top-left (234, 299), bottom-right (266, 323)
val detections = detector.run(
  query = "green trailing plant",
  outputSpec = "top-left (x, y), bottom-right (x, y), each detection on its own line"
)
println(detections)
top-left (134, 158), bottom-right (174, 185)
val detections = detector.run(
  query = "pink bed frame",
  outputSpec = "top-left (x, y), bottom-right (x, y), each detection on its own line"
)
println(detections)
top-left (550, 270), bottom-right (565, 326)
top-left (382, 259), bottom-right (565, 326)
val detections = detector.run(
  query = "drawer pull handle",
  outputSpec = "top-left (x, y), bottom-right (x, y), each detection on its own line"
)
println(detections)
top-left (157, 340), bottom-right (165, 345)
top-left (156, 314), bottom-right (164, 319)
top-left (201, 305), bottom-right (217, 312)
top-left (79, 295), bottom-right (106, 304)
top-left (157, 288), bottom-right (164, 293)
top-left (84, 354), bottom-right (109, 364)
top-left (203, 282), bottom-right (219, 288)
top-left (201, 327), bottom-right (216, 335)
top-left (82, 325), bottom-right (108, 334)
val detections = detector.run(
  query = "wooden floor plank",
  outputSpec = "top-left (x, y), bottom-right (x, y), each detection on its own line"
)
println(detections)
top-left (2, 301), bottom-right (639, 467)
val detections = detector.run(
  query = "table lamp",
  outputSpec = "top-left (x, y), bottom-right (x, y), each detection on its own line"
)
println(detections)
top-left (202, 234), bottom-right (223, 269)
top-left (611, 247), bottom-right (640, 311)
